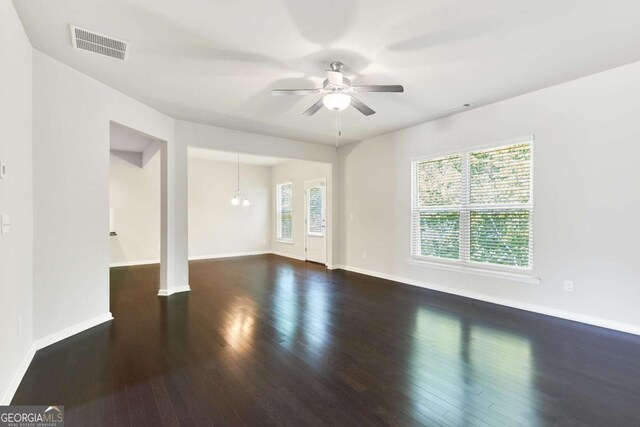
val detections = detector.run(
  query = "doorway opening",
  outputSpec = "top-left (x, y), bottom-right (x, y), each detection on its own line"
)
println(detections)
top-left (109, 122), bottom-right (164, 289)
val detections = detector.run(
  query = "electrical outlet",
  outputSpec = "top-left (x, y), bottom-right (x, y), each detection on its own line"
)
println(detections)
top-left (563, 280), bottom-right (574, 292)
top-left (349, 213), bottom-right (354, 220)
top-left (362, 251), bottom-right (367, 259)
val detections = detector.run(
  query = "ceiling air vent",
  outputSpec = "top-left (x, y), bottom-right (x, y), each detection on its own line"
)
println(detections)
top-left (70, 25), bottom-right (129, 60)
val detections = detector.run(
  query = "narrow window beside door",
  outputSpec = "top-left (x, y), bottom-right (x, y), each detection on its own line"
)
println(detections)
top-left (276, 182), bottom-right (293, 242)
top-left (411, 139), bottom-right (533, 271)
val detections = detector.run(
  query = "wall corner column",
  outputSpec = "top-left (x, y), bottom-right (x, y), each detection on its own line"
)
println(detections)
top-left (159, 137), bottom-right (189, 296)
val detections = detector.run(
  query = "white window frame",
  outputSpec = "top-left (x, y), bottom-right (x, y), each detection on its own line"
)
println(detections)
top-left (409, 135), bottom-right (538, 283)
top-left (276, 182), bottom-right (293, 244)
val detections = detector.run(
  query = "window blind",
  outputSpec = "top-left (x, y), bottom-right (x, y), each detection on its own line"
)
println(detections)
top-left (411, 141), bottom-right (533, 270)
top-left (277, 183), bottom-right (293, 241)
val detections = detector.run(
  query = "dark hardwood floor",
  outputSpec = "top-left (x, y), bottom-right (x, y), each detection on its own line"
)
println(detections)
top-left (12, 254), bottom-right (640, 426)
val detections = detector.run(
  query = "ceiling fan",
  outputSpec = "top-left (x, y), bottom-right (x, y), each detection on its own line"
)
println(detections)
top-left (271, 61), bottom-right (404, 116)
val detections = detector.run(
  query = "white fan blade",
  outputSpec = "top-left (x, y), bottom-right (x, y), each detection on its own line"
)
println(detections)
top-left (271, 89), bottom-right (321, 96)
top-left (354, 85), bottom-right (404, 93)
top-left (351, 97), bottom-right (376, 116)
top-left (303, 98), bottom-right (324, 116)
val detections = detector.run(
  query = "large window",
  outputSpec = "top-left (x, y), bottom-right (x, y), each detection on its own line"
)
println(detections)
top-left (411, 139), bottom-right (533, 271)
top-left (276, 182), bottom-right (293, 242)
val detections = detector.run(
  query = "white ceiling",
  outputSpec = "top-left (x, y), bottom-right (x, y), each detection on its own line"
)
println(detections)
top-left (14, 0), bottom-right (640, 145)
top-left (188, 147), bottom-right (287, 166)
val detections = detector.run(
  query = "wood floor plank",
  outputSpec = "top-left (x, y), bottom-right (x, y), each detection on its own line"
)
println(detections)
top-left (11, 254), bottom-right (640, 426)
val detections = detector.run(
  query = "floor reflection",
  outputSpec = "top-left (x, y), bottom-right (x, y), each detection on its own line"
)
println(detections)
top-left (302, 278), bottom-right (330, 365)
top-left (410, 306), bottom-right (536, 425)
top-left (223, 300), bottom-right (256, 353)
top-left (272, 266), bottom-right (299, 349)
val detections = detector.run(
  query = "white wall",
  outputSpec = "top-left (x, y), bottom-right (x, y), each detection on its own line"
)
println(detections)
top-left (110, 152), bottom-right (161, 264)
top-left (189, 157), bottom-right (271, 258)
top-left (109, 153), bottom-right (271, 265)
top-left (0, 0), bottom-right (33, 404)
top-left (339, 59), bottom-right (640, 333)
top-left (32, 50), bottom-right (179, 340)
top-left (271, 160), bottom-right (332, 261)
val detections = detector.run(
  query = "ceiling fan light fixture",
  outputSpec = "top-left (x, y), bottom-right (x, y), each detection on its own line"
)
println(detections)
top-left (323, 93), bottom-right (351, 112)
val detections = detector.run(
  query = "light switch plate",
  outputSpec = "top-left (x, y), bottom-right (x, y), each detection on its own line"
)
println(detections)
top-left (0, 162), bottom-right (6, 179)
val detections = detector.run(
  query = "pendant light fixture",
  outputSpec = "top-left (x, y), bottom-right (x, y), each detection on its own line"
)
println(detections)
top-left (230, 152), bottom-right (250, 206)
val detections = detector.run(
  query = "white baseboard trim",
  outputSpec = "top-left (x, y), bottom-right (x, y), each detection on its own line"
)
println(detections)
top-left (1, 344), bottom-right (36, 405)
top-left (270, 251), bottom-right (306, 261)
top-left (34, 312), bottom-right (114, 350)
top-left (338, 264), bottom-right (640, 336)
top-left (2, 312), bottom-right (114, 404)
top-left (189, 251), bottom-right (270, 261)
top-left (158, 285), bottom-right (191, 296)
top-left (110, 259), bottom-right (159, 267)
top-left (110, 251), bottom-right (273, 267)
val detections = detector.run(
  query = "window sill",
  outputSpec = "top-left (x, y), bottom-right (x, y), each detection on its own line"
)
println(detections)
top-left (406, 258), bottom-right (541, 284)
top-left (275, 239), bottom-right (293, 245)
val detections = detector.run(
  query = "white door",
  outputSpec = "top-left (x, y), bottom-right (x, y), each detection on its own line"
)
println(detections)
top-left (305, 178), bottom-right (326, 264)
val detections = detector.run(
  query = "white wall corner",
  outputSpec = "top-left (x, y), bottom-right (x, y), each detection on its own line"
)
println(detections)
top-left (0, 345), bottom-right (37, 405)
top-left (2, 312), bottom-right (114, 404)
top-left (34, 312), bottom-right (114, 350)
top-left (270, 251), bottom-right (306, 261)
top-left (141, 143), bottom-right (161, 168)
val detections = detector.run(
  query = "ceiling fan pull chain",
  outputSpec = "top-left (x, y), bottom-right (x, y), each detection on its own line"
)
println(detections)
top-left (335, 112), bottom-right (340, 150)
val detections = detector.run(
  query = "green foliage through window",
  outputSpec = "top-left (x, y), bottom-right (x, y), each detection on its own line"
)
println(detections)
top-left (470, 210), bottom-right (530, 267)
top-left (419, 212), bottom-right (460, 259)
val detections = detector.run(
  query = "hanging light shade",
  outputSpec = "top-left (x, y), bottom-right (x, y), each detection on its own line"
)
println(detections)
top-left (231, 153), bottom-right (250, 206)
top-left (323, 93), bottom-right (351, 111)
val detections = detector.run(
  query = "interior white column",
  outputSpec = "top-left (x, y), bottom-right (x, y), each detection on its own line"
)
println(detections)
top-left (158, 139), bottom-right (189, 296)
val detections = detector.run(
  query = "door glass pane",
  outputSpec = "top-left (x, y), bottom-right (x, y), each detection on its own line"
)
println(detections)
top-left (308, 186), bottom-right (323, 236)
